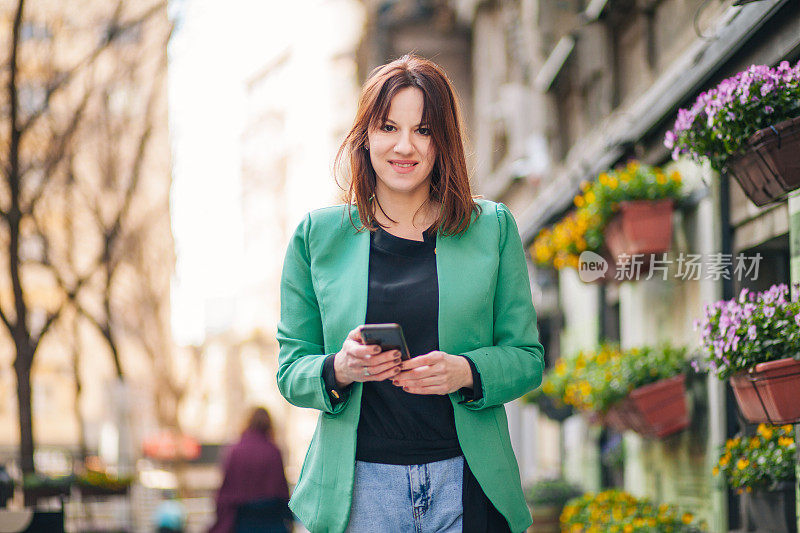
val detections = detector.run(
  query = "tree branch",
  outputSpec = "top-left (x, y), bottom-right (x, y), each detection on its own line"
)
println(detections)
top-left (18, 0), bottom-right (168, 134)
top-left (22, 90), bottom-right (92, 213)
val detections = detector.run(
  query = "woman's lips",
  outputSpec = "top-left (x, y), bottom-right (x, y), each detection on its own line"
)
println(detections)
top-left (389, 161), bottom-right (418, 173)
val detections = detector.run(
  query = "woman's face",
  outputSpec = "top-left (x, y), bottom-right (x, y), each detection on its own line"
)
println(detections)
top-left (367, 87), bottom-right (436, 200)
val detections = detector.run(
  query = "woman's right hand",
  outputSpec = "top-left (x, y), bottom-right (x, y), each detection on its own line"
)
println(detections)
top-left (333, 327), bottom-right (403, 387)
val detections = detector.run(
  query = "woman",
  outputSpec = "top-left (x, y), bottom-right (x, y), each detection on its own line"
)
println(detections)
top-left (208, 407), bottom-right (291, 533)
top-left (277, 54), bottom-right (544, 532)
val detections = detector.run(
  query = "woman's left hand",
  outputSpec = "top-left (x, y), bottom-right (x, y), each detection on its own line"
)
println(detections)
top-left (391, 351), bottom-right (473, 395)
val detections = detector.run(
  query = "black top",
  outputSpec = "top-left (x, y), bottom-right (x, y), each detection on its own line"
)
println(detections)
top-left (358, 224), bottom-right (461, 463)
top-left (321, 225), bottom-right (510, 532)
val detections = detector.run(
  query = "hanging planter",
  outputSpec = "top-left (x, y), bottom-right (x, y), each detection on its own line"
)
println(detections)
top-left (542, 344), bottom-right (691, 438)
top-left (730, 357), bottom-right (800, 424)
top-left (531, 162), bottom-right (683, 283)
top-left (716, 427), bottom-right (797, 533)
top-left (625, 374), bottom-right (690, 438)
top-left (603, 199), bottom-right (674, 262)
top-left (730, 371), bottom-right (771, 424)
top-left (727, 116), bottom-right (800, 206)
top-left (747, 482), bottom-right (798, 533)
top-left (666, 61), bottom-right (800, 207)
top-left (696, 284), bottom-right (800, 423)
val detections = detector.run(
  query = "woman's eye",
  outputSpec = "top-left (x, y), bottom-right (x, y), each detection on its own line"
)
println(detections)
top-left (381, 124), bottom-right (396, 132)
top-left (418, 127), bottom-right (431, 136)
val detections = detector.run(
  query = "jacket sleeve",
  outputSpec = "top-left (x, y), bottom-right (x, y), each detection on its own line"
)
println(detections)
top-left (457, 203), bottom-right (545, 409)
top-left (276, 214), bottom-right (350, 414)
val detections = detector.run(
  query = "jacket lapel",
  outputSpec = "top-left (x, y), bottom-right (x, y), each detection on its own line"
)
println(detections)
top-left (323, 208), bottom-right (371, 352)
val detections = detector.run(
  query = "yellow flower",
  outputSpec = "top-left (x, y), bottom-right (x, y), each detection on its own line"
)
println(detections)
top-left (584, 191), bottom-right (596, 204)
top-left (712, 466), bottom-right (719, 476)
top-left (757, 425), bottom-right (774, 440)
top-left (580, 180), bottom-right (591, 191)
top-left (778, 436), bottom-right (793, 447)
top-left (748, 437), bottom-right (760, 449)
top-left (670, 170), bottom-right (682, 184)
top-left (782, 425), bottom-right (793, 434)
top-left (682, 513), bottom-right (693, 524)
top-left (737, 458), bottom-right (749, 470)
top-left (719, 454), bottom-right (730, 467)
top-left (599, 173), bottom-right (609, 186)
top-left (746, 486), bottom-right (752, 493)
top-left (574, 195), bottom-right (585, 208)
top-left (608, 177), bottom-right (618, 189)
top-left (623, 526), bottom-right (633, 533)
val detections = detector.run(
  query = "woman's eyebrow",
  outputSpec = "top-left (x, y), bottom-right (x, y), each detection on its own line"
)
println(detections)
top-left (384, 118), bottom-right (428, 127)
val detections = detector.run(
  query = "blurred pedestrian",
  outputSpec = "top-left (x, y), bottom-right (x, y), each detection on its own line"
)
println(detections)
top-left (277, 54), bottom-right (545, 532)
top-left (208, 407), bottom-right (291, 533)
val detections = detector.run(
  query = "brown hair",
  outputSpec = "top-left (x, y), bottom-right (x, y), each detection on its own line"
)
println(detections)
top-left (244, 406), bottom-right (273, 438)
top-left (335, 54), bottom-right (479, 236)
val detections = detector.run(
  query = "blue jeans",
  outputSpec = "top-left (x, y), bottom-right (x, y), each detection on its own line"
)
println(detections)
top-left (345, 456), bottom-right (464, 533)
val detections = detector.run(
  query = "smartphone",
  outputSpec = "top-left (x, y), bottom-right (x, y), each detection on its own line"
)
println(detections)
top-left (358, 323), bottom-right (411, 361)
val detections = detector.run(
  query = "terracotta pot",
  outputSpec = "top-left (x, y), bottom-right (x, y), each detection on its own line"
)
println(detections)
top-left (730, 372), bottom-right (772, 424)
top-left (628, 375), bottom-right (690, 438)
top-left (730, 357), bottom-right (800, 424)
top-left (603, 199), bottom-right (674, 266)
top-left (753, 357), bottom-right (800, 424)
top-left (727, 115), bottom-right (800, 207)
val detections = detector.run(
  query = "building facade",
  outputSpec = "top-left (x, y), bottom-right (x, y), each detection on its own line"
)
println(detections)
top-left (358, 0), bottom-right (800, 529)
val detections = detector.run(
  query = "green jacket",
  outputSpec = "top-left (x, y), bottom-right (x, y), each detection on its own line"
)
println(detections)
top-left (276, 199), bottom-right (544, 532)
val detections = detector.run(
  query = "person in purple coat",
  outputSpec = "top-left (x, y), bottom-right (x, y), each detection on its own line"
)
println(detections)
top-left (208, 407), bottom-right (292, 533)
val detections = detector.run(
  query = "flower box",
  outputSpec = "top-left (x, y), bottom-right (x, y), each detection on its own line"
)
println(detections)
top-left (605, 376), bottom-right (689, 438)
top-left (730, 371), bottom-right (771, 424)
top-left (603, 199), bottom-right (674, 264)
top-left (532, 162), bottom-right (682, 277)
top-left (626, 374), bottom-right (690, 438)
top-left (731, 357), bottom-right (800, 424)
top-left (746, 482), bottom-right (797, 533)
top-left (728, 116), bottom-right (800, 206)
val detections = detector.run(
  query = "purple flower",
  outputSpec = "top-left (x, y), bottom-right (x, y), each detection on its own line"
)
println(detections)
top-left (748, 325), bottom-right (757, 340)
top-left (795, 314), bottom-right (800, 327)
top-left (664, 130), bottom-right (677, 149)
top-left (739, 288), bottom-right (749, 303)
top-left (764, 306), bottom-right (775, 318)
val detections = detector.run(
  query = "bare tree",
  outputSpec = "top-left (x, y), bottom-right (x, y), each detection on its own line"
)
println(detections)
top-left (1, 0), bottom-right (169, 475)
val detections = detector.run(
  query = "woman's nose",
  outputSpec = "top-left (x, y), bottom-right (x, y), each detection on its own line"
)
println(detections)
top-left (393, 132), bottom-right (413, 154)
